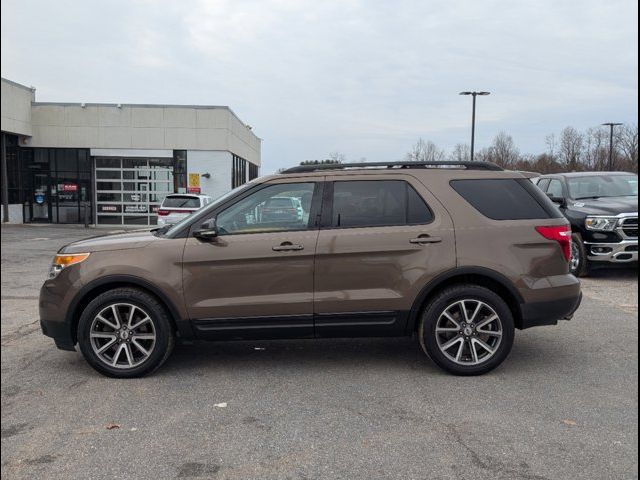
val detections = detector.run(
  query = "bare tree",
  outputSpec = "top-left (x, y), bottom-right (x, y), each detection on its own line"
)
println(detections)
top-left (616, 124), bottom-right (639, 173)
top-left (545, 134), bottom-right (557, 159)
top-left (583, 127), bottom-right (608, 171)
top-left (449, 143), bottom-right (471, 162)
top-left (558, 126), bottom-right (584, 171)
top-left (406, 138), bottom-right (446, 162)
top-left (489, 132), bottom-right (520, 168)
top-left (328, 151), bottom-right (346, 163)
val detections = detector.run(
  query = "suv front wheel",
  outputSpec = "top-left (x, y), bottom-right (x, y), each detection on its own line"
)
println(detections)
top-left (419, 285), bottom-right (515, 375)
top-left (77, 288), bottom-right (175, 378)
top-left (570, 233), bottom-right (590, 277)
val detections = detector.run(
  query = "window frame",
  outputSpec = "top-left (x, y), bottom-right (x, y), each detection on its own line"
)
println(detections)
top-left (320, 179), bottom-right (435, 230)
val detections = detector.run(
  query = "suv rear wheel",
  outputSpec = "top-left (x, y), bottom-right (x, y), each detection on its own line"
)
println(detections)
top-left (419, 285), bottom-right (515, 375)
top-left (77, 288), bottom-right (175, 378)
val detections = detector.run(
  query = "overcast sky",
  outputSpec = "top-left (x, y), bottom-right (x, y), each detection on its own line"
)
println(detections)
top-left (2, 0), bottom-right (637, 173)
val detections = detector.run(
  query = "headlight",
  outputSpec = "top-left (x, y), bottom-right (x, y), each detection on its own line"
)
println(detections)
top-left (585, 217), bottom-right (618, 231)
top-left (48, 253), bottom-right (90, 279)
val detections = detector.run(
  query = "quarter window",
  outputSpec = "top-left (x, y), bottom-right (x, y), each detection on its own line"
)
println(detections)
top-left (331, 180), bottom-right (433, 228)
top-left (450, 179), bottom-right (559, 220)
top-left (216, 183), bottom-right (316, 235)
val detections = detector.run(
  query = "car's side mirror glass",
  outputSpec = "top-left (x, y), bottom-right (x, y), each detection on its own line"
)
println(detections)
top-left (193, 219), bottom-right (218, 241)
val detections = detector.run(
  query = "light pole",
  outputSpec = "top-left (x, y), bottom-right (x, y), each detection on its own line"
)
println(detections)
top-left (459, 91), bottom-right (490, 161)
top-left (602, 122), bottom-right (623, 170)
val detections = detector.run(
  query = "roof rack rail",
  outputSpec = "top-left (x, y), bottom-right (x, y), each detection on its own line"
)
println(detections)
top-left (282, 161), bottom-right (503, 174)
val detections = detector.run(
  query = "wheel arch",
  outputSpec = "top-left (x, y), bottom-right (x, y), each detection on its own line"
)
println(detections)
top-left (407, 267), bottom-right (524, 332)
top-left (67, 275), bottom-right (191, 344)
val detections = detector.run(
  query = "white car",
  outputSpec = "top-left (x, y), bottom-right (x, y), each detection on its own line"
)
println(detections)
top-left (157, 194), bottom-right (213, 227)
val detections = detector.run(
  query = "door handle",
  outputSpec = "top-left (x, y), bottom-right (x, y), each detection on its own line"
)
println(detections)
top-left (272, 242), bottom-right (304, 252)
top-left (410, 235), bottom-right (442, 245)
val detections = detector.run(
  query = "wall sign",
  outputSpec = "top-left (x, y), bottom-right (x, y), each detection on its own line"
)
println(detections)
top-left (98, 204), bottom-right (121, 213)
top-left (124, 205), bottom-right (148, 214)
top-left (188, 173), bottom-right (201, 194)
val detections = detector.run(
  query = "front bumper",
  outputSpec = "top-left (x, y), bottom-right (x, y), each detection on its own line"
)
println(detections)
top-left (584, 240), bottom-right (638, 263)
top-left (40, 319), bottom-right (76, 351)
top-left (520, 292), bottom-right (582, 329)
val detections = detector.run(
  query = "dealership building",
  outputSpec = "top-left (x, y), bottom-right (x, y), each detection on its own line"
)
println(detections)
top-left (0, 77), bottom-right (261, 225)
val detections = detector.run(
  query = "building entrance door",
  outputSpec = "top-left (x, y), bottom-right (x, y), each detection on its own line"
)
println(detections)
top-left (30, 172), bottom-right (51, 222)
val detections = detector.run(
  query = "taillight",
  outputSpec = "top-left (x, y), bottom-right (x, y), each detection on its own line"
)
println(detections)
top-left (535, 225), bottom-right (572, 262)
top-left (157, 209), bottom-right (170, 216)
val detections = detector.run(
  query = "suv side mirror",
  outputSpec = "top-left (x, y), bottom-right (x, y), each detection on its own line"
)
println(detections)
top-left (193, 219), bottom-right (218, 241)
top-left (546, 193), bottom-right (566, 207)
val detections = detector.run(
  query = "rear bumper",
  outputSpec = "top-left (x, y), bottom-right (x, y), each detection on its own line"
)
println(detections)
top-left (520, 292), bottom-right (582, 329)
top-left (40, 319), bottom-right (76, 351)
top-left (584, 240), bottom-right (638, 263)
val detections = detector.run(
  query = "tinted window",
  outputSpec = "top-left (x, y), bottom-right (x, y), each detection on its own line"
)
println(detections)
top-left (331, 180), bottom-right (433, 228)
top-left (407, 183), bottom-right (434, 223)
top-left (217, 183), bottom-right (315, 234)
top-left (547, 179), bottom-right (564, 197)
top-left (450, 179), bottom-right (557, 220)
top-left (162, 196), bottom-right (201, 208)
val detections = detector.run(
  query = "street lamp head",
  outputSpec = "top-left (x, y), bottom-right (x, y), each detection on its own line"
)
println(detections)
top-left (602, 122), bottom-right (623, 126)
top-left (459, 92), bottom-right (472, 95)
top-left (478, 91), bottom-right (491, 95)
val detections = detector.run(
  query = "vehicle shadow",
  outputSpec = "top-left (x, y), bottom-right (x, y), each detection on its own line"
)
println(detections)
top-left (162, 337), bottom-right (439, 375)
top-left (155, 334), bottom-right (570, 377)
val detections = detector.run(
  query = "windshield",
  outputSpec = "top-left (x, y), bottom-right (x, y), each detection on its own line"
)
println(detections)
top-left (161, 181), bottom-right (257, 236)
top-left (568, 175), bottom-right (638, 199)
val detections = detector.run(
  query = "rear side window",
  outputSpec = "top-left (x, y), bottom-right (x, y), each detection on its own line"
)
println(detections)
top-left (331, 180), bottom-right (433, 228)
top-left (162, 196), bottom-right (201, 208)
top-left (450, 179), bottom-right (562, 220)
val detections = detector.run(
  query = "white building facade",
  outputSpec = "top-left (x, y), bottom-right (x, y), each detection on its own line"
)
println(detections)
top-left (1, 77), bottom-right (261, 225)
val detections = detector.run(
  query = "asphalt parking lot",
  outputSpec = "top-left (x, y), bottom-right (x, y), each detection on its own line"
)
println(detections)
top-left (1, 224), bottom-right (638, 480)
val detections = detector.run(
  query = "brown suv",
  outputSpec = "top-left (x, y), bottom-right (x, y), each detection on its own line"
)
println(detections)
top-left (40, 161), bottom-right (582, 377)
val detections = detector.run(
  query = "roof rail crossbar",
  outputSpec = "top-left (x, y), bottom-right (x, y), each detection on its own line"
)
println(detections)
top-left (282, 161), bottom-right (502, 174)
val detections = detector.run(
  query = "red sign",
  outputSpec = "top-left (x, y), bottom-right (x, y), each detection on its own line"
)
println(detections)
top-left (62, 183), bottom-right (78, 192)
top-left (187, 186), bottom-right (201, 194)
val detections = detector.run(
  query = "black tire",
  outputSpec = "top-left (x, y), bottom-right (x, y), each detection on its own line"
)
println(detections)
top-left (418, 285), bottom-right (515, 376)
top-left (77, 288), bottom-right (175, 378)
top-left (570, 233), bottom-right (590, 277)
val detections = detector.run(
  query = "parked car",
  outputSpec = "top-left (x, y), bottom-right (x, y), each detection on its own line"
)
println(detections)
top-left (156, 194), bottom-right (213, 227)
top-left (259, 196), bottom-right (303, 224)
top-left (534, 172), bottom-right (638, 277)
top-left (40, 161), bottom-right (581, 378)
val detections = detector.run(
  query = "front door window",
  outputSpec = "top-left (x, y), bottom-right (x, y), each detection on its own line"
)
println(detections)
top-left (215, 183), bottom-right (316, 235)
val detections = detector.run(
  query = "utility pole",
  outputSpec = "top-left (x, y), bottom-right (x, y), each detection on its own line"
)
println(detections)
top-left (459, 91), bottom-right (490, 161)
top-left (602, 123), bottom-right (623, 171)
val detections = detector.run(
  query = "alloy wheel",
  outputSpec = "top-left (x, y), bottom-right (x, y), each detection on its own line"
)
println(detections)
top-left (570, 241), bottom-right (581, 273)
top-left (89, 303), bottom-right (156, 369)
top-left (435, 299), bottom-right (503, 366)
